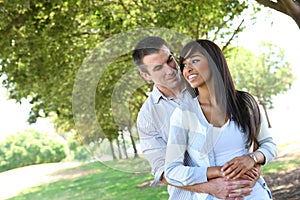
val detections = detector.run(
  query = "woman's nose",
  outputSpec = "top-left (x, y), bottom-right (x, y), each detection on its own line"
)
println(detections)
top-left (184, 62), bottom-right (193, 72)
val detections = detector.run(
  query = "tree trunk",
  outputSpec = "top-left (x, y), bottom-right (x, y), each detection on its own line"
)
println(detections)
top-left (261, 102), bottom-right (272, 128)
top-left (255, 0), bottom-right (300, 29)
top-left (128, 123), bottom-right (139, 158)
top-left (116, 137), bottom-right (122, 159)
top-left (120, 130), bottom-right (129, 159)
top-left (109, 140), bottom-right (117, 160)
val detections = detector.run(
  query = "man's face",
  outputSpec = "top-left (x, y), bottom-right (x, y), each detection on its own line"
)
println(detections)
top-left (140, 47), bottom-right (183, 91)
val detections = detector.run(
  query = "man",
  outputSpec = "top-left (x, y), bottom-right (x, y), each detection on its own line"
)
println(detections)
top-left (132, 36), bottom-right (256, 199)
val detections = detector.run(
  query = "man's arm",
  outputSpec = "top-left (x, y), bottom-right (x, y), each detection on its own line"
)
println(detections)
top-left (161, 174), bottom-right (252, 199)
top-left (139, 125), bottom-right (256, 198)
top-left (137, 108), bottom-right (169, 185)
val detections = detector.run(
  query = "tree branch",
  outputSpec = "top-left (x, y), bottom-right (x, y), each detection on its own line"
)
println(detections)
top-left (213, 12), bottom-right (235, 42)
top-left (255, 0), bottom-right (300, 28)
top-left (1, 14), bottom-right (26, 36)
top-left (222, 19), bottom-right (244, 51)
top-left (279, 0), bottom-right (300, 27)
top-left (255, 0), bottom-right (287, 13)
top-left (118, 0), bottom-right (131, 16)
top-left (1, 2), bottom-right (36, 36)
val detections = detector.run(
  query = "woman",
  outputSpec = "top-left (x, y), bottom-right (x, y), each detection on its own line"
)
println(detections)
top-left (164, 39), bottom-right (277, 199)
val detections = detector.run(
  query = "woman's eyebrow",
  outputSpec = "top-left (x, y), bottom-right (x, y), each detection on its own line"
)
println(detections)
top-left (189, 54), bottom-right (203, 58)
top-left (184, 54), bottom-right (202, 61)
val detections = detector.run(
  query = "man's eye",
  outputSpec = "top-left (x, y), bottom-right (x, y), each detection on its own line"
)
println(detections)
top-left (153, 65), bottom-right (163, 71)
top-left (167, 55), bottom-right (174, 64)
top-left (192, 59), bottom-right (200, 64)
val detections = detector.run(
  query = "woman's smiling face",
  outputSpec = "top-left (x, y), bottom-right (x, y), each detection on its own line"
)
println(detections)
top-left (182, 52), bottom-right (211, 88)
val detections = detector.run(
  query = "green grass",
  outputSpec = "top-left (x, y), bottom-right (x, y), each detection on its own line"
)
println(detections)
top-left (7, 143), bottom-right (300, 200)
top-left (8, 158), bottom-right (168, 200)
top-left (262, 158), bottom-right (300, 174)
top-left (262, 141), bottom-right (300, 174)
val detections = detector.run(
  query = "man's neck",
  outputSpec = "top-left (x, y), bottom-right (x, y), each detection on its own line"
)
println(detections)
top-left (157, 82), bottom-right (185, 98)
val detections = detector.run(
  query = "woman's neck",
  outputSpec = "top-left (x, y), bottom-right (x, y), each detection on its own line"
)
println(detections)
top-left (197, 85), bottom-right (228, 127)
top-left (197, 84), bottom-right (216, 106)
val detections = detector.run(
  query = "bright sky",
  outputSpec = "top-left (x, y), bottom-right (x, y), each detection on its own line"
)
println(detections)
top-left (0, 87), bottom-right (55, 140)
top-left (0, 8), bottom-right (299, 143)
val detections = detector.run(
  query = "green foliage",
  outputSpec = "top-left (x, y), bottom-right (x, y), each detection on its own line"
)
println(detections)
top-left (0, 130), bottom-right (66, 172)
top-left (0, 0), bottom-right (256, 147)
top-left (67, 135), bottom-right (92, 161)
top-left (227, 43), bottom-right (296, 109)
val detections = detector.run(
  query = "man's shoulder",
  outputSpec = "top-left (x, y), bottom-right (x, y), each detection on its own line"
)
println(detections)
top-left (138, 93), bottom-right (159, 118)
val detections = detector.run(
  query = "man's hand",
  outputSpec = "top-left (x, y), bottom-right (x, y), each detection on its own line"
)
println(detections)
top-left (207, 178), bottom-right (252, 199)
top-left (162, 174), bottom-right (254, 199)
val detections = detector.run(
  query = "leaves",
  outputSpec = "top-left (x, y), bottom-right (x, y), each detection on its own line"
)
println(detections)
top-left (227, 43), bottom-right (296, 109)
top-left (0, 0), bottom-right (253, 145)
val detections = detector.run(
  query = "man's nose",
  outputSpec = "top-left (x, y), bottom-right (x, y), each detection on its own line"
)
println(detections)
top-left (165, 64), bottom-right (176, 74)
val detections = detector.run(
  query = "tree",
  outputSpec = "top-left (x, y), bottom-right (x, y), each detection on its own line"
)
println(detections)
top-left (0, 0), bottom-right (255, 158)
top-left (227, 43), bottom-right (296, 127)
top-left (255, 0), bottom-right (300, 28)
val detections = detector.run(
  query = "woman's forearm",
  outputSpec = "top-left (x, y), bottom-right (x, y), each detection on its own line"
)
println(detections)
top-left (206, 166), bottom-right (223, 180)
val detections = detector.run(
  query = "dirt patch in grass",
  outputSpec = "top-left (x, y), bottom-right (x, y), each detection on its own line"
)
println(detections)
top-left (264, 147), bottom-right (300, 200)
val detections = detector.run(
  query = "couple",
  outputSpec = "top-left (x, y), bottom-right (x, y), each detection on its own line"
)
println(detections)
top-left (132, 36), bottom-right (277, 199)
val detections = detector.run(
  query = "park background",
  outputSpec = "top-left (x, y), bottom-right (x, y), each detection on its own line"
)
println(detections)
top-left (0, 1), bottom-right (299, 200)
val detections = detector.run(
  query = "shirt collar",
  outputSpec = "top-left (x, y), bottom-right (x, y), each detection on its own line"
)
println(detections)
top-left (151, 85), bottom-right (167, 104)
top-left (151, 82), bottom-right (196, 104)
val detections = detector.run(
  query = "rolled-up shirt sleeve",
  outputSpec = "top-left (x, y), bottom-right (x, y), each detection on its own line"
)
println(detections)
top-left (137, 109), bottom-right (167, 185)
top-left (256, 111), bottom-right (278, 165)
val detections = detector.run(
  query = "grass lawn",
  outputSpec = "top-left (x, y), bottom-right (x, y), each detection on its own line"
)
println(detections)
top-left (6, 142), bottom-right (300, 200)
top-left (7, 158), bottom-right (168, 200)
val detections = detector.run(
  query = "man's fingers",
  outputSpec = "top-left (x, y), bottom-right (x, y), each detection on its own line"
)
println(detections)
top-left (226, 180), bottom-right (252, 189)
top-left (228, 188), bottom-right (252, 197)
top-left (225, 197), bottom-right (244, 200)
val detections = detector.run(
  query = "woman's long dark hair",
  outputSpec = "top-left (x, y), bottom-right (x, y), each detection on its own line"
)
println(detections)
top-left (179, 39), bottom-right (261, 148)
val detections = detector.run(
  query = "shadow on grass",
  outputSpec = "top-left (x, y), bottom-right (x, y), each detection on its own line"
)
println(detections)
top-left (8, 159), bottom-right (168, 200)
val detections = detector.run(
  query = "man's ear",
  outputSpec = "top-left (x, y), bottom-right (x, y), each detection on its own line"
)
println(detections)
top-left (140, 71), bottom-right (151, 81)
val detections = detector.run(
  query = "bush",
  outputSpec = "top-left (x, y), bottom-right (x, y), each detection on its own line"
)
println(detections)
top-left (0, 130), bottom-right (66, 172)
top-left (67, 136), bottom-right (92, 161)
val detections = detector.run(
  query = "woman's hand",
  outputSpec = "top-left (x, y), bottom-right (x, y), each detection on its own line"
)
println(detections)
top-left (240, 164), bottom-right (261, 187)
top-left (221, 155), bottom-right (256, 180)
